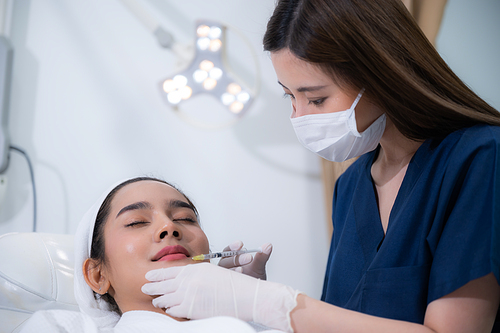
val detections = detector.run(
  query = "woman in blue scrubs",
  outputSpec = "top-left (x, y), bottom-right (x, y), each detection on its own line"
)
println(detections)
top-left (142, 0), bottom-right (500, 331)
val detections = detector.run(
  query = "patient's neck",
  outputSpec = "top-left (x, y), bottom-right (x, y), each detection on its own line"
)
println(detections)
top-left (113, 290), bottom-right (190, 322)
top-left (120, 303), bottom-right (189, 322)
top-left (152, 306), bottom-right (190, 322)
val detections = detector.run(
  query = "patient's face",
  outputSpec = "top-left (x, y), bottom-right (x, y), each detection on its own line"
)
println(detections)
top-left (101, 180), bottom-right (209, 315)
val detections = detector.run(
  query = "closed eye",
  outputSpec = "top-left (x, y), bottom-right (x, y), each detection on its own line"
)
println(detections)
top-left (174, 217), bottom-right (197, 223)
top-left (283, 92), bottom-right (295, 100)
top-left (125, 221), bottom-right (149, 227)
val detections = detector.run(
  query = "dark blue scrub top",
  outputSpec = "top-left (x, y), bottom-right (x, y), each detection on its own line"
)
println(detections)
top-left (321, 124), bottom-right (500, 328)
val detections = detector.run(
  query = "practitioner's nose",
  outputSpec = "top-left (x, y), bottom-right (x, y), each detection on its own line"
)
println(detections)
top-left (290, 100), bottom-right (310, 118)
top-left (290, 101), bottom-right (297, 118)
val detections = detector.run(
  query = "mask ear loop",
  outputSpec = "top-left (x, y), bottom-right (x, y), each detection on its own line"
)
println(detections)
top-left (351, 88), bottom-right (365, 109)
top-left (347, 88), bottom-right (366, 137)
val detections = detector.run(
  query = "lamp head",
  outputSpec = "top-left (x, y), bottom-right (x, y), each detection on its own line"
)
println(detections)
top-left (160, 20), bottom-right (254, 126)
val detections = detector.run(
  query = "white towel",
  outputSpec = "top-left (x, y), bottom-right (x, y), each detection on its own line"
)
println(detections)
top-left (20, 310), bottom-right (104, 333)
top-left (20, 310), bottom-right (277, 333)
top-left (73, 181), bottom-right (124, 329)
top-left (114, 311), bottom-right (259, 333)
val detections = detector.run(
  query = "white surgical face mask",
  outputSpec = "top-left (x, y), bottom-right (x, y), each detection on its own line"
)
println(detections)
top-left (290, 89), bottom-right (386, 162)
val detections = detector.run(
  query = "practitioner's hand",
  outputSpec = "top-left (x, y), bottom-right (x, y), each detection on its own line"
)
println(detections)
top-left (142, 263), bottom-right (299, 332)
top-left (218, 241), bottom-right (272, 280)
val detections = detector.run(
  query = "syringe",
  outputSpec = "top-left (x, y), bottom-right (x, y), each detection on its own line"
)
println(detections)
top-left (191, 248), bottom-right (262, 261)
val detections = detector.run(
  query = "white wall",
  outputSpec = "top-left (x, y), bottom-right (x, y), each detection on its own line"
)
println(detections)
top-left (437, 0), bottom-right (500, 109)
top-left (0, 0), bottom-right (498, 299)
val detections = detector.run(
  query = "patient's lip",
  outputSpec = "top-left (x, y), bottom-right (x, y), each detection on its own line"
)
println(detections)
top-left (153, 245), bottom-right (190, 262)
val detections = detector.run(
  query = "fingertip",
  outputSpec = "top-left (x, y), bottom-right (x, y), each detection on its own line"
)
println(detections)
top-left (261, 243), bottom-right (273, 255)
top-left (145, 266), bottom-right (183, 281)
top-left (145, 270), bottom-right (157, 281)
top-left (141, 284), bottom-right (150, 294)
top-left (145, 268), bottom-right (164, 281)
top-left (238, 253), bottom-right (253, 265)
top-left (152, 298), bottom-right (162, 308)
top-left (164, 306), bottom-right (182, 319)
top-left (229, 240), bottom-right (244, 251)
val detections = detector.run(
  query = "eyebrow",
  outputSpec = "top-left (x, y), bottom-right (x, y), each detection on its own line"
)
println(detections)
top-left (115, 199), bottom-right (196, 218)
top-left (116, 201), bottom-right (153, 218)
top-left (278, 81), bottom-right (328, 93)
top-left (168, 199), bottom-right (196, 213)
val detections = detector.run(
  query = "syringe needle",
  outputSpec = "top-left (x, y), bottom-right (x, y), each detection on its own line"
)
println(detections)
top-left (192, 248), bottom-right (262, 261)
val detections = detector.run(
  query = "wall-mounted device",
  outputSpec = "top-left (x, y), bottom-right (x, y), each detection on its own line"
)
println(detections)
top-left (0, 36), bottom-right (12, 173)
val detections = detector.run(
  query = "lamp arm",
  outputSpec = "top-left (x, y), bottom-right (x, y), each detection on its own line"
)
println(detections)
top-left (222, 21), bottom-right (261, 99)
top-left (118, 0), bottom-right (174, 48)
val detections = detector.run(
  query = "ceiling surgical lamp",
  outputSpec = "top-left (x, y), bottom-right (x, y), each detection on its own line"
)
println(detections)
top-left (119, 0), bottom-right (259, 129)
top-left (161, 20), bottom-right (254, 116)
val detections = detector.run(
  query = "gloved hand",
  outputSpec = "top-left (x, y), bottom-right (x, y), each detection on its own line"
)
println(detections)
top-left (218, 240), bottom-right (272, 280)
top-left (141, 263), bottom-right (300, 332)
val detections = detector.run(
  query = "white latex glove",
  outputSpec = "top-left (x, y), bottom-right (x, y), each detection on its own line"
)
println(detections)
top-left (218, 241), bottom-right (272, 280)
top-left (141, 263), bottom-right (300, 332)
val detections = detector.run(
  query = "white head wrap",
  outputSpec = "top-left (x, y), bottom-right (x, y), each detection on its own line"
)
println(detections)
top-left (73, 180), bottom-right (125, 329)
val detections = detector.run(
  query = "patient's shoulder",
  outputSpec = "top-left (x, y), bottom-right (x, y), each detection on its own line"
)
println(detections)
top-left (20, 310), bottom-right (99, 333)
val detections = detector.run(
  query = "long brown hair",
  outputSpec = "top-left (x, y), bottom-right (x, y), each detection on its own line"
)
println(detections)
top-left (263, 0), bottom-right (500, 140)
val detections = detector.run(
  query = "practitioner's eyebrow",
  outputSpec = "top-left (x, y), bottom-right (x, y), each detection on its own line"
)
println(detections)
top-left (278, 81), bottom-right (328, 93)
top-left (116, 201), bottom-right (153, 218)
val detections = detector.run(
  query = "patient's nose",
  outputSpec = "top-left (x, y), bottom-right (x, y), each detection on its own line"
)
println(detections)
top-left (155, 222), bottom-right (182, 241)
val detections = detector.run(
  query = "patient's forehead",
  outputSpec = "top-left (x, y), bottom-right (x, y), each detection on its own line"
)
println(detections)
top-left (112, 181), bottom-right (184, 208)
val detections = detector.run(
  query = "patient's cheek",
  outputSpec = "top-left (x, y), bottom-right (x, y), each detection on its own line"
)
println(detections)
top-left (126, 244), bottom-right (136, 254)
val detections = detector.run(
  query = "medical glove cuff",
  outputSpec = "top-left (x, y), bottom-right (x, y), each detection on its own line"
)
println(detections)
top-left (253, 279), bottom-right (302, 333)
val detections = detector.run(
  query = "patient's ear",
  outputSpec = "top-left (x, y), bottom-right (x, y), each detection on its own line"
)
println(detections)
top-left (83, 258), bottom-right (111, 295)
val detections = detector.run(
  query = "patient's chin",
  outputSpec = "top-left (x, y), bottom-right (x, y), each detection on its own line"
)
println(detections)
top-left (155, 258), bottom-right (195, 268)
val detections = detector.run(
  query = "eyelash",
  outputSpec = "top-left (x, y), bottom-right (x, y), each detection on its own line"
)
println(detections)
top-left (125, 218), bottom-right (197, 227)
top-left (175, 217), bottom-right (198, 224)
top-left (309, 98), bottom-right (326, 106)
top-left (282, 93), bottom-right (326, 106)
top-left (125, 221), bottom-right (149, 227)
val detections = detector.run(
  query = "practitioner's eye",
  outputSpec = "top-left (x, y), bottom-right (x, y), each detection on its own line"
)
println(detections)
top-left (283, 92), bottom-right (295, 100)
top-left (308, 97), bottom-right (326, 106)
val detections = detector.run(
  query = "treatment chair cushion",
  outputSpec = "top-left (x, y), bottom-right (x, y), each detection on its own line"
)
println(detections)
top-left (0, 232), bottom-right (79, 333)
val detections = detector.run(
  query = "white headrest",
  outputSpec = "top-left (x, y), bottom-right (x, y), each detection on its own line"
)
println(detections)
top-left (0, 232), bottom-right (79, 332)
